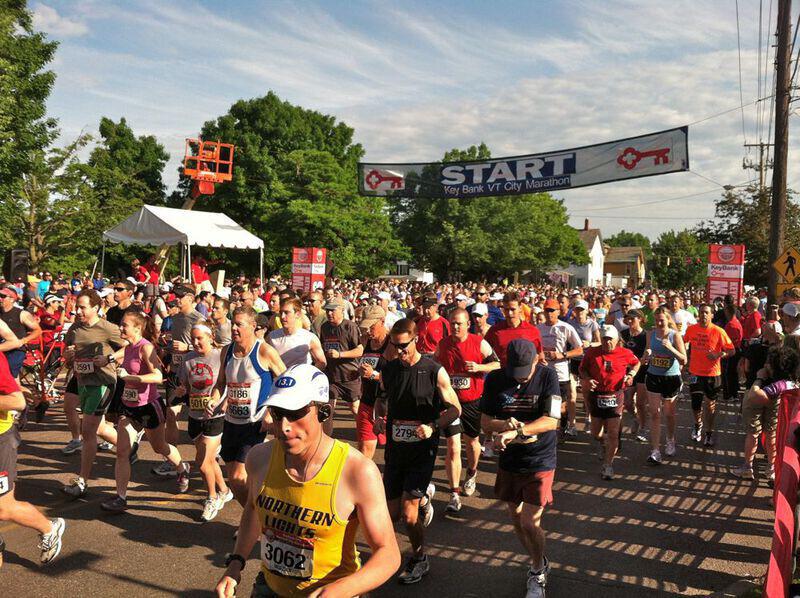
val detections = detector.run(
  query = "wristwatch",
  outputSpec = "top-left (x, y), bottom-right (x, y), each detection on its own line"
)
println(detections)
top-left (515, 421), bottom-right (525, 436)
top-left (107, 354), bottom-right (116, 364)
top-left (225, 553), bottom-right (246, 570)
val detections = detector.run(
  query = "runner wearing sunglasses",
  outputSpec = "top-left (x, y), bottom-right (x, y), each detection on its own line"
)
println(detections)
top-left (374, 318), bottom-right (461, 585)
top-left (215, 364), bottom-right (400, 598)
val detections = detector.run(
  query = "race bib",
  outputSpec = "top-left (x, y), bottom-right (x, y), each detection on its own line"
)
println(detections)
top-left (323, 341), bottom-right (342, 352)
top-left (190, 393), bottom-right (212, 412)
top-left (122, 387), bottom-right (139, 404)
top-left (451, 376), bottom-right (471, 390)
top-left (0, 471), bottom-right (8, 495)
top-left (688, 376), bottom-right (698, 385)
top-left (261, 529), bottom-right (314, 579)
top-left (74, 359), bottom-right (95, 374)
top-left (650, 356), bottom-right (672, 369)
top-left (391, 419), bottom-right (421, 443)
top-left (361, 355), bottom-right (380, 368)
top-left (227, 383), bottom-right (252, 419)
top-left (596, 393), bottom-right (619, 409)
top-left (171, 353), bottom-right (185, 367)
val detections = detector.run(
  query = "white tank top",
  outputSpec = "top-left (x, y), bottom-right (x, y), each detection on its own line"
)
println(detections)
top-left (268, 327), bottom-right (314, 369)
top-left (224, 339), bottom-right (272, 424)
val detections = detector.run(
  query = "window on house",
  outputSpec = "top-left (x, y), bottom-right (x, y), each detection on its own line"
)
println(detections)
top-left (396, 263), bottom-right (410, 276)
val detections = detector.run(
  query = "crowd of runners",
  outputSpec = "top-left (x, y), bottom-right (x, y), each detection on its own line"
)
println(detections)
top-left (0, 264), bottom-right (798, 597)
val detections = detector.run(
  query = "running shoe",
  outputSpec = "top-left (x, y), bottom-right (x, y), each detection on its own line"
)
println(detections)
top-left (177, 463), bottom-right (191, 493)
top-left (462, 473), bottom-right (477, 497)
top-left (703, 432), bottom-right (714, 448)
top-left (216, 488), bottom-right (234, 509)
top-left (446, 493), bottom-right (462, 513)
top-left (98, 440), bottom-right (113, 452)
top-left (39, 518), bottom-right (65, 564)
top-left (152, 460), bottom-right (178, 477)
top-left (201, 497), bottom-right (220, 522)
top-left (61, 439), bottom-right (82, 455)
top-left (635, 427), bottom-right (649, 443)
top-left (600, 464), bottom-right (614, 480)
top-left (420, 484), bottom-right (435, 527)
top-left (691, 423), bottom-right (702, 443)
top-left (646, 450), bottom-right (662, 466)
top-left (397, 554), bottom-right (430, 585)
top-left (664, 438), bottom-right (676, 457)
top-left (62, 477), bottom-right (87, 499)
top-left (100, 495), bottom-right (128, 513)
top-left (730, 465), bottom-right (755, 480)
top-left (129, 429), bottom-right (145, 465)
top-left (525, 556), bottom-right (550, 598)
top-left (564, 423), bottom-right (578, 438)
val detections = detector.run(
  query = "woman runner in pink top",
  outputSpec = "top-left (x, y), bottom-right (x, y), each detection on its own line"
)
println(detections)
top-left (101, 312), bottom-right (189, 513)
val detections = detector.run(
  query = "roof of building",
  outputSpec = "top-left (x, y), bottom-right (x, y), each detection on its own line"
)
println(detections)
top-left (577, 229), bottom-right (602, 252)
top-left (605, 246), bottom-right (645, 263)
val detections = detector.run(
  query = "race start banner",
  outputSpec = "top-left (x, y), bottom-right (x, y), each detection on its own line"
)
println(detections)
top-left (706, 244), bottom-right (745, 304)
top-left (291, 247), bottom-right (326, 293)
top-left (358, 126), bottom-right (689, 198)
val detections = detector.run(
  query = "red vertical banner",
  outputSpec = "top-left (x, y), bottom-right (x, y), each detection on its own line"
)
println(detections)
top-left (706, 244), bottom-right (745, 304)
top-left (292, 248), bottom-right (327, 293)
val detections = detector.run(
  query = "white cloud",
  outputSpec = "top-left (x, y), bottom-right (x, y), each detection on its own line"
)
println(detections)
top-left (32, 4), bottom-right (89, 37)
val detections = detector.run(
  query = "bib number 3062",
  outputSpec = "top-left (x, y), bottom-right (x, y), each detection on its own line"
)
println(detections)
top-left (261, 530), bottom-right (313, 579)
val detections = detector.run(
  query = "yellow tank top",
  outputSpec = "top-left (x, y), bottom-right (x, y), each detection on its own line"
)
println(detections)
top-left (256, 439), bottom-right (360, 596)
top-left (0, 411), bottom-right (12, 435)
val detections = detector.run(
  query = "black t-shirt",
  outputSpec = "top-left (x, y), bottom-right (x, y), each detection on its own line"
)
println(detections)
top-left (105, 303), bottom-right (143, 326)
top-left (381, 355), bottom-right (443, 467)
top-left (620, 328), bottom-right (647, 358)
top-left (321, 320), bottom-right (362, 383)
top-left (360, 336), bottom-right (389, 407)
top-left (480, 366), bottom-right (560, 473)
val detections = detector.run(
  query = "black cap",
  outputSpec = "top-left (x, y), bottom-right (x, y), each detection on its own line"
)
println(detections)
top-left (173, 285), bottom-right (195, 298)
top-left (507, 339), bottom-right (536, 379)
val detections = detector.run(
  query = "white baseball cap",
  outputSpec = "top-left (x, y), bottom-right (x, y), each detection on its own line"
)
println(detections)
top-left (472, 302), bottom-right (489, 316)
top-left (455, 293), bottom-right (467, 301)
top-left (377, 291), bottom-right (391, 301)
top-left (266, 364), bottom-right (329, 410)
top-left (783, 302), bottom-right (800, 318)
top-left (573, 300), bottom-right (589, 311)
top-left (601, 325), bottom-right (619, 339)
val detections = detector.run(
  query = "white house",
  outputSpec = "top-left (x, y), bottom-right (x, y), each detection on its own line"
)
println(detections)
top-left (563, 219), bottom-right (605, 287)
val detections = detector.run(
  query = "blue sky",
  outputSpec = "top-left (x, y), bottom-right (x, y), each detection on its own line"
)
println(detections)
top-left (34, 0), bottom-right (799, 240)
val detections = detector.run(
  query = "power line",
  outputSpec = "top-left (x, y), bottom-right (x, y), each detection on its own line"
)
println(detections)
top-left (686, 94), bottom-right (773, 126)
top-left (735, 0), bottom-right (749, 146)
top-left (757, 0), bottom-right (764, 141)
top-left (571, 214), bottom-right (711, 221)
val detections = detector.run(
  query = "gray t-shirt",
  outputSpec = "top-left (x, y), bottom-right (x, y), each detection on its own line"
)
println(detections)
top-left (567, 318), bottom-right (599, 361)
top-left (179, 348), bottom-right (224, 421)
top-left (215, 320), bottom-right (232, 346)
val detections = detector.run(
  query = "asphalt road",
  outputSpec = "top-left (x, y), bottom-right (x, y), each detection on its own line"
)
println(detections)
top-left (3, 395), bottom-right (773, 597)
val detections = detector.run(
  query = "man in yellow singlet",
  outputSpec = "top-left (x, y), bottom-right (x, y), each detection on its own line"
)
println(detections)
top-left (215, 364), bottom-right (400, 597)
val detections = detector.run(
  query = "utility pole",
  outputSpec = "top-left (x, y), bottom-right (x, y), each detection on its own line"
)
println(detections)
top-left (743, 141), bottom-right (774, 191)
top-left (768, 0), bottom-right (792, 303)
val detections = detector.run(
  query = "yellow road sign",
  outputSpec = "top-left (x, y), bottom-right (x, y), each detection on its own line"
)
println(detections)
top-left (777, 282), bottom-right (800, 297)
top-left (773, 247), bottom-right (800, 282)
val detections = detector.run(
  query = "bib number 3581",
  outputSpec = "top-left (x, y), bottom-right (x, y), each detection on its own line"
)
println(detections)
top-left (261, 529), bottom-right (313, 579)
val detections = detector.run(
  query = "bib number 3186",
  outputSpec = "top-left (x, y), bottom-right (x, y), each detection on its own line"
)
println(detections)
top-left (261, 529), bottom-right (314, 579)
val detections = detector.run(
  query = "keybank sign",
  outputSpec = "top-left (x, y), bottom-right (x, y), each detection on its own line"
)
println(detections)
top-left (358, 126), bottom-right (689, 199)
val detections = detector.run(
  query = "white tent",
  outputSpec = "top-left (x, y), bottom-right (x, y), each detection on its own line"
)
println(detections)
top-left (102, 205), bottom-right (264, 282)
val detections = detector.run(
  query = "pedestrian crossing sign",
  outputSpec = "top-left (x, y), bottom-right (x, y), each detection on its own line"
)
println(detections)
top-left (773, 247), bottom-right (800, 283)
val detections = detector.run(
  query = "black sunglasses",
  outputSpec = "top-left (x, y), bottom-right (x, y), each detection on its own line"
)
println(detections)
top-left (391, 339), bottom-right (415, 350)
top-left (269, 405), bottom-right (313, 422)
top-left (477, 292), bottom-right (487, 296)
top-left (544, 308), bottom-right (557, 313)
top-left (113, 287), bottom-right (128, 292)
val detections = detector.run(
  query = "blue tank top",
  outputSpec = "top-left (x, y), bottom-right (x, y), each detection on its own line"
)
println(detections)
top-left (647, 329), bottom-right (680, 376)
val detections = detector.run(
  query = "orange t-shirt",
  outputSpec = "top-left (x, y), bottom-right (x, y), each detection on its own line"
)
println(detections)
top-left (683, 323), bottom-right (734, 377)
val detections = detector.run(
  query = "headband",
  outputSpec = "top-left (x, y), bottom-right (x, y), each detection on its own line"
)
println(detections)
top-left (192, 324), bottom-right (213, 335)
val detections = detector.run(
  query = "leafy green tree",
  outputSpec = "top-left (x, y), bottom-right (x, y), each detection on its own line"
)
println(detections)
top-left (695, 187), bottom-right (800, 287)
top-left (0, 134), bottom-right (98, 272)
top-left (390, 144), bottom-right (588, 280)
top-left (651, 229), bottom-right (707, 288)
top-left (0, 0), bottom-right (58, 200)
top-left (606, 230), bottom-right (652, 258)
top-left (190, 92), bottom-right (404, 276)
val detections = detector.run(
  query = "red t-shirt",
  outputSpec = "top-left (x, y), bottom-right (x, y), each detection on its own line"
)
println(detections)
top-left (724, 317), bottom-right (743, 349)
top-left (133, 265), bottom-right (148, 283)
top-left (0, 352), bottom-right (21, 434)
top-left (485, 320), bottom-right (543, 367)
top-left (416, 316), bottom-right (450, 354)
top-left (437, 333), bottom-right (485, 403)
top-left (741, 310), bottom-right (762, 340)
top-left (579, 346), bottom-right (640, 392)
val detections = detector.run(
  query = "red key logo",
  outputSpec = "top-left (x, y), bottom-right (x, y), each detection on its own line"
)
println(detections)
top-left (365, 169), bottom-right (404, 190)
top-left (617, 147), bottom-right (670, 170)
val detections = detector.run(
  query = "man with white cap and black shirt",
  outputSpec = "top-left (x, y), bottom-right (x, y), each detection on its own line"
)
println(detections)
top-left (470, 302), bottom-right (491, 337)
top-left (215, 364), bottom-right (400, 597)
top-left (320, 297), bottom-right (363, 434)
top-left (480, 339), bottom-right (561, 598)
